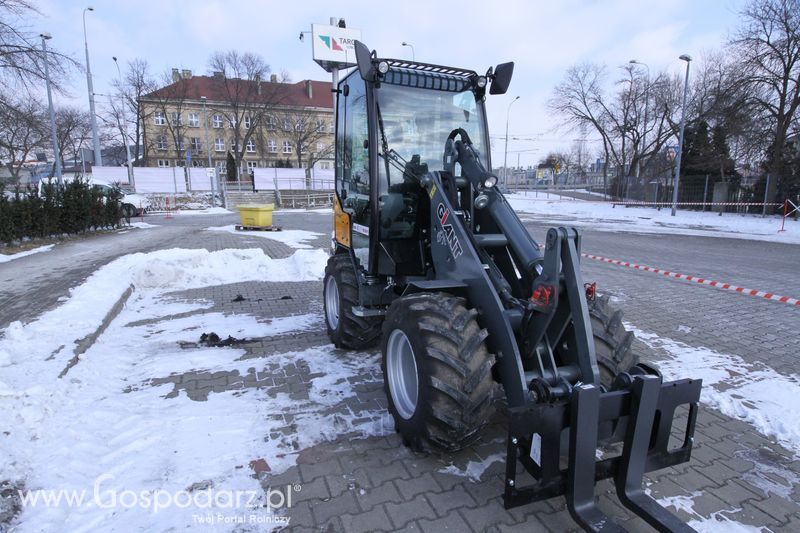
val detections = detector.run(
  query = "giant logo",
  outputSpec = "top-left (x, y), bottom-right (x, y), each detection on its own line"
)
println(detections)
top-left (436, 203), bottom-right (463, 259)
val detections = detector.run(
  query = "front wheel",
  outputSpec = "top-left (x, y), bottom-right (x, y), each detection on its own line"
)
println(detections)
top-left (323, 254), bottom-right (382, 349)
top-left (589, 294), bottom-right (640, 387)
top-left (381, 293), bottom-right (496, 451)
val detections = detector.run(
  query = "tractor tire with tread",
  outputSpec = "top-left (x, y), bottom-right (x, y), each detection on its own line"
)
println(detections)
top-left (381, 293), bottom-right (496, 452)
top-left (589, 293), bottom-right (639, 387)
top-left (323, 254), bottom-right (382, 349)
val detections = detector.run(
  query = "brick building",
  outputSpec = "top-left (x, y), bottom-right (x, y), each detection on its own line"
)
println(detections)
top-left (139, 70), bottom-right (334, 178)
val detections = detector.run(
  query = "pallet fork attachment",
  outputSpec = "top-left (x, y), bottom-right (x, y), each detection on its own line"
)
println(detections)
top-left (504, 375), bottom-right (702, 532)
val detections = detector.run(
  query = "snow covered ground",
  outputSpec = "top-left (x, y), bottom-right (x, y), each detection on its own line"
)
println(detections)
top-left (0, 244), bottom-right (54, 264)
top-left (506, 193), bottom-right (798, 244)
top-left (0, 247), bottom-right (391, 531)
top-left (206, 225), bottom-right (324, 249)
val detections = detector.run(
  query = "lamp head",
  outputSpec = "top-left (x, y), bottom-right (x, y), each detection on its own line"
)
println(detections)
top-left (112, 56), bottom-right (118, 62)
top-left (40, 32), bottom-right (52, 40)
top-left (679, 54), bottom-right (692, 62)
top-left (86, 6), bottom-right (94, 11)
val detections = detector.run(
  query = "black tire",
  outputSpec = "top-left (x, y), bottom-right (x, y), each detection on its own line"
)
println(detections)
top-left (323, 254), bottom-right (382, 349)
top-left (381, 293), bottom-right (496, 451)
top-left (589, 293), bottom-right (639, 387)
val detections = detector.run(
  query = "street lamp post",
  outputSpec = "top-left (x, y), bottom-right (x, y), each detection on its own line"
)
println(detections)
top-left (401, 42), bottom-right (415, 62)
top-left (671, 54), bottom-right (692, 216)
top-left (40, 33), bottom-right (62, 185)
top-left (503, 96), bottom-right (520, 185)
top-left (113, 56), bottom-right (135, 190)
top-left (83, 6), bottom-right (102, 167)
top-left (629, 60), bottom-right (650, 180)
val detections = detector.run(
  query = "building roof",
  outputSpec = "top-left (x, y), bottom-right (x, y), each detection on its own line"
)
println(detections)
top-left (142, 76), bottom-right (333, 109)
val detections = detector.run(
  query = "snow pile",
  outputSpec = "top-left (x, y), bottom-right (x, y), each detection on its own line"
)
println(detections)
top-left (506, 193), bottom-right (798, 244)
top-left (206, 225), bottom-right (324, 249)
top-left (438, 453), bottom-right (505, 482)
top-left (0, 244), bottom-right (54, 264)
top-left (127, 221), bottom-right (159, 229)
top-left (631, 325), bottom-right (800, 458)
top-left (645, 487), bottom-right (763, 532)
top-left (174, 206), bottom-right (232, 215)
top-left (0, 246), bottom-right (384, 531)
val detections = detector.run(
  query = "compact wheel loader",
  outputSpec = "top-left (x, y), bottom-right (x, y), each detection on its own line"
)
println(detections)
top-left (323, 41), bottom-right (703, 532)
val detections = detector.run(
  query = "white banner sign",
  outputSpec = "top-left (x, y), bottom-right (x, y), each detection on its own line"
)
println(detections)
top-left (312, 23), bottom-right (361, 68)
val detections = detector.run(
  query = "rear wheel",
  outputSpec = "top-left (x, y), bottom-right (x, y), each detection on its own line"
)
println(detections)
top-left (382, 293), bottom-right (496, 451)
top-left (323, 254), bottom-right (382, 349)
top-left (589, 294), bottom-right (639, 387)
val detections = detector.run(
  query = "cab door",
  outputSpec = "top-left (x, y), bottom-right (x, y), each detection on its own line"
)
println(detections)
top-left (335, 75), bottom-right (371, 268)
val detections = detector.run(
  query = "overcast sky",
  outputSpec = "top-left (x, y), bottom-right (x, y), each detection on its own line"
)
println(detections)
top-left (30, 0), bottom-right (746, 167)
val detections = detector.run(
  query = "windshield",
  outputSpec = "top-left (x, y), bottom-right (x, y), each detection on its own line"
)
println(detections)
top-left (374, 83), bottom-right (487, 182)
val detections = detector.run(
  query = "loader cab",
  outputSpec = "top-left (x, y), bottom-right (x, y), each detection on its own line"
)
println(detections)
top-left (334, 58), bottom-right (492, 277)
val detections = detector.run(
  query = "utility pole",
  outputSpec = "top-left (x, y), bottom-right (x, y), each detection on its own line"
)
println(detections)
top-left (40, 33), bottom-right (62, 185)
top-left (113, 56), bottom-right (134, 190)
top-left (83, 6), bottom-right (102, 167)
top-left (671, 54), bottom-right (692, 216)
top-left (503, 96), bottom-right (519, 185)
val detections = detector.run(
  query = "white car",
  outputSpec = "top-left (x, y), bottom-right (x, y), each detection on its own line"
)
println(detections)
top-left (39, 176), bottom-right (150, 218)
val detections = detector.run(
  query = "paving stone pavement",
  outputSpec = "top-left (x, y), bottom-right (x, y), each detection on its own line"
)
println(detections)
top-left (5, 210), bottom-right (799, 531)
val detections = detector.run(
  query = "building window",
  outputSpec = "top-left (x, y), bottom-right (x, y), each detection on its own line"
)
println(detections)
top-left (228, 117), bottom-right (236, 129)
top-left (246, 139), bottom-right (256, 153)
top-left (246, 161), bottom-right (258, 170)
top-left (212, 114), bottom-right (223, 128)
top-left (190, 138), bottom-right (202, 151)
top-left (215, 161), bottom-right (226, 171)
top-left (320, 162), bottom-right (330, 170)
top-left (191, 160), bottom-right (204, 167)
top-left (175, 138), bottom-right (185, 151)
top-left (157, 159), bottom-right (170, 167)
top-left (316, 142), bottom-right (326, 153)
top-left (153, 111), bottom-right (165, 126)
top-left (316, 119), bottom-right (325, 132)
top-left (299, 142), bottom-right (307, 154)
top-left (176, 160), bottom-right (185, 167)
top-left (266, 116), bottom-right (276, 131)
top-left (214, 138), bottom-right (225, 152)
top-left (171, 112), bottom-right (182, 126)
top-left (156, 135), bottom-right (167, 150)
top-left (188, 112), bottom-right (199, 127)
top-left (282, 140), bottom-right (292, 154)
top-left (244, 115), bottom-right (252, 129)
top-left (296, 120), bottom-right (305, 132)
top-left (267, 139), bottom-right (277, 153)
top-left (282, 118), bottom-right (291, 131)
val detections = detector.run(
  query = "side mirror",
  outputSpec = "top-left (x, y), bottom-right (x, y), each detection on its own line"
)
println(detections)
top-left (355, 40), bottom-right (375, 82)
top-left (490, 62), bottom-right (514, 95)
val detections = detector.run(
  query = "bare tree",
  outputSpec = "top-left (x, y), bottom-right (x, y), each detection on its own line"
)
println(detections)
top-left (112, 58), bottom-right (156, 166)
top-left (145, 70), bottom-right (193, 167)
top-left (0, 92), bottom-right (44, 182)
top-left (731, 0), bottom-right (800, 204)
top-left (207, 50), bottom-right (287, 180)
top-left (0, 0), bottom-right (77, 109)
top-left (281, 109), bottom-right (334, 174)
top-left (54, 106), bottom-right (92, 172)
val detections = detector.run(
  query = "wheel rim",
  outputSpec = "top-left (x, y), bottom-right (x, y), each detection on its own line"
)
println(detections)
top-left (324, 276), bottom-right (339, 330)
top-left (386, 329), bottom-right (419, 420)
